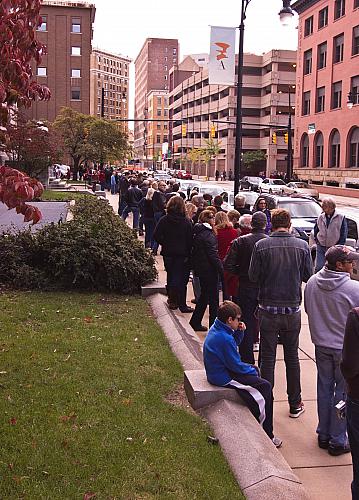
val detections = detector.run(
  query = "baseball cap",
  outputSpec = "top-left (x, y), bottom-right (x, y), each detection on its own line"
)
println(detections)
top-left (325, 245), bottom-right (359, 265)
top-left (251, 211), bottom-right (267, 228)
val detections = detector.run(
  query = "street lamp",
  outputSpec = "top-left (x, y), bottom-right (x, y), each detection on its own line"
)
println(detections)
top-left (287, 85), bottom-right (295, 181)
top-left (233, 0), bottom-right (296, 195)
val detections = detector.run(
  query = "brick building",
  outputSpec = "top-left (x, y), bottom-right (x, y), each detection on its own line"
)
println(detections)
top-left (90, 48), bottom-right (131, 128)
top-left (169, 50), bottom-right (297, 177)
top-left (145, 90), bottom-right (169, 167)
top-left (292, 0), bottom-right (359, 187)
top-left (28, 0), bottom-right (96, 123)
top-left (134, 38), bottom-right (179, 161)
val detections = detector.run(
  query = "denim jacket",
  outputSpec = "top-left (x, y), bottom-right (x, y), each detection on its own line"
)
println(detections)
top-left (248, 231), bottom-right (313, 308)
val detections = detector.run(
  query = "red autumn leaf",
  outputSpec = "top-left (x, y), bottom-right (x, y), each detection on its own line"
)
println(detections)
top-left (83, 493), bottom-right (96, 500)
top-left (84, 317), bottom-right (93, 323)
top-left (9, 417), bottom-right (17, 425)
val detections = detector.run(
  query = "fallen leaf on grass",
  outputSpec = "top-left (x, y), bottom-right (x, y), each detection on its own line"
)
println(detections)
top-left (83, 493), bottom-right (96, 500)
top-left (64, 354), bottom-right (71, 361)
top-left (84, 317), bottom-right (93, 323)
top-left (8, 463), bottom-right (14, 470)
top-left (9, 417), bottom-right (16, 425)
top-left (59, 414), bottom-right (77, 423)
top-left (121, 398), bottom-right (132, 406)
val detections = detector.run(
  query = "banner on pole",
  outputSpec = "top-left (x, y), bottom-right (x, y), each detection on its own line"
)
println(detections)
top-left (209, 26), bottom-right (236, 86)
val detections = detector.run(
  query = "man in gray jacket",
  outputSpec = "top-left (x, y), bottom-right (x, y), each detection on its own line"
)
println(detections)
top-left (304, 245), bottom-right (359, 456)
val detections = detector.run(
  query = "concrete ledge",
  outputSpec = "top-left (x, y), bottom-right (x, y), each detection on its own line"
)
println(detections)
top-left (141, 282), bottom-right (167, 298)
top-left (184, 369), bottom-right (242, 410)
top-left (201, 399), bottom-right (309, 500)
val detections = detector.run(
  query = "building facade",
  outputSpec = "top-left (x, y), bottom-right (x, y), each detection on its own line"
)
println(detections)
top-left (292, 0), bottom-right (359, 187)
top-left (145, 90), bottom-right (169, 167)
top-left (169, 50), bottom-right (297, 177)
top-left (28, 0), bottom-right (96, 123)
top-left (90, 48), bottom-right (131, 127)
top-left (134, 38), bottom-right (179, 160)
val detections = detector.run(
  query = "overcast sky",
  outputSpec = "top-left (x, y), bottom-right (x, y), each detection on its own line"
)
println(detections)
top-left (92, 0), bottom-right (299, 124)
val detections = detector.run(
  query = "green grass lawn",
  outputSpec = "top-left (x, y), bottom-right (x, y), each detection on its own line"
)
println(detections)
top-left (0, 292), bottom-right (244, 499)
top-left (39, 190), bottom-right (90, 202)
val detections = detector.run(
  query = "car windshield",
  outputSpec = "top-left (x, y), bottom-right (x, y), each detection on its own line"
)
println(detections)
top-left (278, 201), bottom-right (321, 218)
top-left (272, 179), bottom-right (285, 185)
top-left (248, 177), bottom-right (261, 182)
top-left (201, 186), bottom-right (226, 196)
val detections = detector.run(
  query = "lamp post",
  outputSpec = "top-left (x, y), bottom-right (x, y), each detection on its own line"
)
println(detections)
top-left (287, 85), bottom-right (294, 181)
top-left (233, 0), bottom-right (296, 195)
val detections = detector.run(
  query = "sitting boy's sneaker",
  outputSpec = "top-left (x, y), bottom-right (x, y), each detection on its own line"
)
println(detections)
top-left (272, 436), bottom-right (283, 448)
top-left (289, 401), bottom-right (305, 418)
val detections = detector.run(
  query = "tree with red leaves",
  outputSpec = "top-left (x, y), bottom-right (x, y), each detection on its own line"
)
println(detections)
top-left (0, 0), bottom-right (51, 224)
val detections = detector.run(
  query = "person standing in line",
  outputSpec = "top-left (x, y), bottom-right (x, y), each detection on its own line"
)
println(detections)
top-left (215, 169), bottom-right (220, 182)
top-left (121, 178), bottom-right (143, 229)
top-left (342, 307), bottom-right (359, 500)
top-left (153, 196), bottom-right (193, 313)
top-left (228, 169), bottom-right (233, 181)
top-left (249, 209), bottom-right (312, 418)
top-left (253, 197), bottom-right (272, 234)
top-left (203, 300), bottom-right (282, 447)
top-left (190, 210), bottom-right (223, 331)
top-left (222, 170), bottom-right (226, 181)
top-left (213, 195), bottom-right (226, 213)
top-left (110, 171), bottom-right (117, 194)
top-left (234, 194), bottom-right (252, 216)
top-left (224, 212), bottom-right (268, 364)
top-left (151, 181), bottom-right (167, 255)
top-left (118, 171), bottom-right (130, 216)
top-left (141, 187), bottom-right (156, 250)
top-left (314, 198), bottom-right (348, 272)
top-left (215, 211), bottom-right (239, 301)
top-left (305, 245), bottom-right (359, 455)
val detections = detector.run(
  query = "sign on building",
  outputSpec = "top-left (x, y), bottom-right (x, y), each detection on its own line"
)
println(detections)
top-left (308, 123), bottom-right (316, 135)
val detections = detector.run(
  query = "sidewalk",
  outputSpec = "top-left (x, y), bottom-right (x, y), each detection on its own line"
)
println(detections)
top-left (106, 191), bottom-right (353, 500)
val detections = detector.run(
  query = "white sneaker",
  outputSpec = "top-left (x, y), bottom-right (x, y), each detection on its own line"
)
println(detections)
top-left (272, 436), bottom-right (283, 448)
top-left (253, 342), bottom-right (260, 352)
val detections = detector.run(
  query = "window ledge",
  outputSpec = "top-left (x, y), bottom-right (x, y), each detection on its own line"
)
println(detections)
top-left (70, 99), bottom-right (82, 102)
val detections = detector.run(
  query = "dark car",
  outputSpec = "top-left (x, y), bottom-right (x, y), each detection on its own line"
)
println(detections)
top-left (257, 194), bottom-right (322, 242)
top-left (239, 176), bottom-right (263, 192)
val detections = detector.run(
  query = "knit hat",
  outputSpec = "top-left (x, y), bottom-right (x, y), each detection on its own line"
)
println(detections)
top-left (325, 245), bottom-right (359, 265)
top-left (251, 211), bottom-right (267, 229)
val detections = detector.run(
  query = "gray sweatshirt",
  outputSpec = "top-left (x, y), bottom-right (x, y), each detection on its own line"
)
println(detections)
top-left (304, 268), bottom-right (359, 350)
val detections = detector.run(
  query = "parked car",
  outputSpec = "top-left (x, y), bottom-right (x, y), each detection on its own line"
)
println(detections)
top-left (153, 172), bottom-right (173, 181)
top-left (257, 194), bottom-right (322, 242)
top-left (178, 180), bottom-right (201, 194)
top-left (239, 176), bottom-right (263, 191)
top-left (199, 184), bottom-right (229, 199)
top-left (225, 191), bottom-right (259, 211)
top-left (259, 178), bottom-right (291, 195)
top-left (286, 182), bottom-right (319, 200)
top-left (175, 169), bottom-right (192, 180)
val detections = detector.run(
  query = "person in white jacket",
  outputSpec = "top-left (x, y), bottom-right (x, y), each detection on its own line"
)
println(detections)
top-left (304, 245), bottom-right (359, 456)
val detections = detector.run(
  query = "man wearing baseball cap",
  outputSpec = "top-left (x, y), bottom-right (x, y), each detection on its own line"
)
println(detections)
top-left (305, 245), bottom-right (359, 456)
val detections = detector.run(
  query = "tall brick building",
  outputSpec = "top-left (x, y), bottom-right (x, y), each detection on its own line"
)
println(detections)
top-left (90, 48), bottom-right (131, 128)
top-left (134, 38), bottom-right (179, 161)
top-left (28, 0), bottom-right (96, 123)
top-left (292, 0), bottom-right (359, 187)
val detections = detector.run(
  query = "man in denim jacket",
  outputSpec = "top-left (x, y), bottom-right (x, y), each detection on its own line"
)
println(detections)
top-left (249, 209), bottom-right (312, 418)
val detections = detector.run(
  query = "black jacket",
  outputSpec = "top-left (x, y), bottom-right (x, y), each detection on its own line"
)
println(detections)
top-left (119, 176), bottom-right (129, 195)
top-left (140, 198), bottom-right (154, 219)
top-left (126, 186), bottom-right (143, 207)
top-left (152, 190), bottom-right (167, 213)
top-left (341, 308), bottom-right (359, 400)
top-left (153, 213), bottom-right (193, 257)
top-left (192, 223), bottom-right (223, 278)
top-left (224, 230), bottom-right (268, 288)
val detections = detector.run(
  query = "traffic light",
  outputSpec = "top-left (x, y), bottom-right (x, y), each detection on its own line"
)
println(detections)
top-left (211, 125), bottom-right (216, 138)
top-left (284, 132), bottom-right (289, 144)
top-left (182, 123), bottom-right (187, 137)
top-left (272, 132), bottom-right (277, 145)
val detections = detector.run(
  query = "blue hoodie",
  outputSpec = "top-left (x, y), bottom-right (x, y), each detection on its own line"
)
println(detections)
top-left (203, 318), bottom-right (257, 386)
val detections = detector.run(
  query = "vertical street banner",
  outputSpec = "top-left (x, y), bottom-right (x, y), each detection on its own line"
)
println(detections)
top-left (209, 26), bottom-right (236, 86)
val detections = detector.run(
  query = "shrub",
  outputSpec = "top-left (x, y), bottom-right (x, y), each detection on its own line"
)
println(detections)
top-left (0, 197), bottom-right (157, 293)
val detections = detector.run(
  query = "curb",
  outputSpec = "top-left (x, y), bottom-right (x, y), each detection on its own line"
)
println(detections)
top-left (147, 292), bottom-right (309, 499)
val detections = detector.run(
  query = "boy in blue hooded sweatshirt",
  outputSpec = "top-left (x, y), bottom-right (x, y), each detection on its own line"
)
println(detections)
top-left (203, 300), bottom-right (281, 447)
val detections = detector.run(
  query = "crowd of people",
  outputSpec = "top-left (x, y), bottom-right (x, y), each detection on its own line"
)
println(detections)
top-left (116, 169), bottom-right (359, 498)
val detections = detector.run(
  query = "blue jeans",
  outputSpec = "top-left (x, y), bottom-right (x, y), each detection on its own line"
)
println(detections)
top-left (315, 244), bottom-right (327, 273)
top-left (143, 217), bottom-right (155, 248)
top-left (347, 396), bottom-right (359, 500)
top-left (122, 206), bottom-right (140, 229)
top-left (236, 286), bottom-right (259, 365)
top-left (315, 345), bottom-right (348, 447)
top-left (258, 309), bottom-right (301, 407)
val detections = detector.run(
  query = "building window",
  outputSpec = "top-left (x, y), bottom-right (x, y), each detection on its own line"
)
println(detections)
top-left (71, 18), bottom-right (81, 33)
top-left (304, 49), bottom-right (312, 74)
top-left (330, 130), bottom-right (341, 168)
top-left (157, 109), bottom-right (161, 116)
top-left (304, 16), bottom-right (314, 36)
top-left (349, 127), bottom-right (359, 167)
top-left (71, 88), bottom-right (81, 100)
top-left (353, 25), bottom-right (359, 55)
top-left (315, 132), bottom-right (324, 167)
top-left (173, 48), bottom-right (177, 55)
top-left (37, 67), bottom-right (47, 77)
top-left (164, 65), bottom-right (168, 71)
top-left (37, 16), bottom-right (47, 31)
top-left (71, 69), bottom-right (81, 78)
top-left (334, 0), bottom-right (345, 19)
top-left (302, 91), bottom-right (311, 115)
top-left (317, 42), bottom-right (327, 69)
top-left (71, 46), bottom-right (81, 56)
top-left (333, 34), bottom-right (344, 63)
top-left (164, 74), bottom-right (168, 80)
top-left (316, 87), bottom-right (325, 112)
top-left (156, 135), bottom-right (161, 143)
top-left (318, 6), bottom-right (328, 28)
top-left (355, 0), bottom-right (359, 8)
top-left (332, 81), bottom-right (342, 108)
top-left (351, 75), bottom-right (359, 104)
top-left (301, 134), bottom-right (309, 167)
